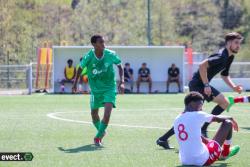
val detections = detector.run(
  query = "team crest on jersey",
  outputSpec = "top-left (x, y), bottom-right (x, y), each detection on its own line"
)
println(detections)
top-left (92, 69), bottom-right (97, 75)
top-left (92, 69), bottom-right (102, 75)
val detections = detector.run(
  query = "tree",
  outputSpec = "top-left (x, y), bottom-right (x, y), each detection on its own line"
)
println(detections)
top-left (1, 0), bottom-right (250, 64)
top-left (0, 0), bottom-right (15, 64)
top-left (213, 0), bottom-right (244, 29)
top-left (172, 0), bottom-right (224, 52)
top-left (71, 0), bottom-right (148, 45)
top-left (151, 0), bottom-right (176, 45)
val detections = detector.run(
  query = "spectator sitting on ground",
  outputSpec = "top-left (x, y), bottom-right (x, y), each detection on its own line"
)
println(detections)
top-left (136, 62), bottom-right (152, 93)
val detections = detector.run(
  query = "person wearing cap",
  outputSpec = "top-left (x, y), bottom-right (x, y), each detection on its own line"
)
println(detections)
top-left (156, 32), bottom-right (244, 149)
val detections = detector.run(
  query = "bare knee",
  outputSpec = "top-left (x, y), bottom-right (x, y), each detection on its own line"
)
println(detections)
top-left (222, 119), bottom-right (232, 129)
top-left (224, 99), bottom-right (230, 108)
top-left (218, 98), bottom-right (230, 109)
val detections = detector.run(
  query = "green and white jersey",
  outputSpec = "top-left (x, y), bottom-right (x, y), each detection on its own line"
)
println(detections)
top-left (80, 48), bottom-right (121, 94)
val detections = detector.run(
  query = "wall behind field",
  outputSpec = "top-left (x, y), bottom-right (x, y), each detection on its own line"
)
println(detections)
top-left (53, 46), bottom-right (185, 93)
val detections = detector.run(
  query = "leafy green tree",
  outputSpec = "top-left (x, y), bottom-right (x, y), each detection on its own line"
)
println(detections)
top-left (1, 0), bottom-right (250, 64)
top-left (71, 0), bottom-right (147, 45)
top-left (151, 0), bottom-right (176, 45)
top-left (172, 0), bottom-right (224, 52)
top-left (213, 0), bottom-right (244, 29)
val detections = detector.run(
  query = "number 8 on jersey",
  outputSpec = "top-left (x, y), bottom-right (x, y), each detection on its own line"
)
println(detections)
top-left (178, 124), bottom-right (188, 141)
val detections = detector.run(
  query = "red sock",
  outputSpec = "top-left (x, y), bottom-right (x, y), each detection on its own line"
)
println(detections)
top-left (222, 144), bottom-right (230, 157)
top-left (234, 97), bottom-right (244, 103)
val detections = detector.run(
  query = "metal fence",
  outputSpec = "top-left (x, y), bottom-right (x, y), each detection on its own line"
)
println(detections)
top-left (0, 64), bottom-right (33, 94)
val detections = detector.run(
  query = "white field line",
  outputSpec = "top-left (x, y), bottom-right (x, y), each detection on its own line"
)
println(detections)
top-left (47, 111), bottom-right (167, 130)
top-left (46, 110), bottom-right (250, 134)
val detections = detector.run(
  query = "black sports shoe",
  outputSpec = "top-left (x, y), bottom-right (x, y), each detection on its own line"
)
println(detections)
top-left (156, 139), bottom-right (174, 149)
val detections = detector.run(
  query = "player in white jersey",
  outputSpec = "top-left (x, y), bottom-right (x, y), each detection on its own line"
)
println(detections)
top-left (174, 92), bottom-right (240, 166)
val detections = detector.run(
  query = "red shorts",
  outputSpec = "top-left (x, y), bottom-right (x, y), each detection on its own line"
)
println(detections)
top-left (204, 140), bottom-right (222, 166)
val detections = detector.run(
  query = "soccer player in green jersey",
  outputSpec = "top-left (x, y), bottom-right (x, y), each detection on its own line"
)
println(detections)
top-left (73, 35), bottom-right (124, 146)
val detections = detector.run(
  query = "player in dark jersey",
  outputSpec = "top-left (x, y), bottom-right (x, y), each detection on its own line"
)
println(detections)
top-left (166, 63), bottom-right (181, 93)
top-left (136, 63), bottom-right (152, 93)
top-left (156, 32), bottom-right (244, 149)
top-left (124, 62), bottom-right (134, 92)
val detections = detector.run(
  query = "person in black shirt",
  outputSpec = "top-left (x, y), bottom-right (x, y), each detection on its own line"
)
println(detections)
top-left (166, 63), bottom-right (181, 93)
top-left (136, 63), bottom-right (152, 93)
top-left (124, 62), bottom-right (134, 92)
top-left (156, 32), bottom-right (244, 149)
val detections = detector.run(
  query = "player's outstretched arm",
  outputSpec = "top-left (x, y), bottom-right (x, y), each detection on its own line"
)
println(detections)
top-left (212, 116), bottom-right (238, 131)
top-left (199, 59), bottom-right (211, 96)
top-left (72, 67), bottom-right (83, 92)
top-left (117, 64), bottom-right (124, 94)
top-left (221, 75), bottom-right (243, 94)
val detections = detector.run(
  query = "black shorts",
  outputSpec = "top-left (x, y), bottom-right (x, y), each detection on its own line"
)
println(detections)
top-left (188, 80), bottom-right (220, 102)
top-left (168, 78), bottom-right (179, 82)
top-left (140, 77), bottom-right (150, 82)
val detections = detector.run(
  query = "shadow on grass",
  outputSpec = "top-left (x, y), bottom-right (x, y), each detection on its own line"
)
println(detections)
top-left (58, 144), bottom-right (103, 153)
top-left (155, 147), bottom-right (178, 153)
top-left (240, 127), bottom-right (250, 131)
top-left (176, 162), bottom-right (228, 167)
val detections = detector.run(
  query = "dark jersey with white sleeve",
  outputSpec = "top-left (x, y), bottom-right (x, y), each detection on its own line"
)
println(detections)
top-left (191, 48), bottom-right (234, 86)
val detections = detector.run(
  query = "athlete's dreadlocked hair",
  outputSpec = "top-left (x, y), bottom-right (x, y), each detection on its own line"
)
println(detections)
top-left (184, 91), bottom-right (204, 106)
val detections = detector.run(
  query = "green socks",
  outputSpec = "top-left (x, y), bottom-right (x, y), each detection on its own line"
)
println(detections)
top-left (95, 121), bottom-right (108, 138)
top-left (93, 120), bottom-right (101, 131)
top-left (227, 96), bottom-right (235, 112)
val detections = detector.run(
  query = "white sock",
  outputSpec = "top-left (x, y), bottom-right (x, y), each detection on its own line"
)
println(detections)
top-left (78, 84), bottom-right (82, 91)
top-left (224, 139), bottom-right (232, 145)
top-left (243, 96), bottom-right (249, 103)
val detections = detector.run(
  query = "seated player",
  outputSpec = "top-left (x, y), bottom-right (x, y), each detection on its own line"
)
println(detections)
top-left (76, 57), bottom-right (89, 93)
top-left (136, 62), bottom-right (152, 93)
top-left (174, 91), bottom-right (240, 166)
top-left (60, 59), bottom-right (76, 93)
top-left (124, 62), bottom-right (134, 92)
top-left (227, 95), bottom-right (250, 112)
top-left (166, 63), bottom-right (181, 93)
